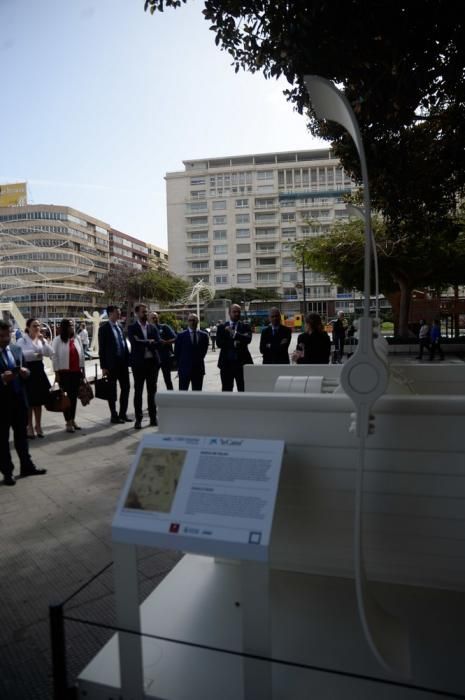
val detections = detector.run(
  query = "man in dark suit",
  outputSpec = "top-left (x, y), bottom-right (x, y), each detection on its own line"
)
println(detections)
top-left (216, 304), bottom-right (253, 392)
top-left (149, 312), bottom-right (177, 390)
top-left (127, 303), bottom-right (161, 429)
top-left (174, 313), bottom-right (209, 391)
top-left (260, 307), bottom-right (292, 364)
top-left (98, 305), bottom-right (131, 424)
top-left (0, 320), bottom-right (46, 485)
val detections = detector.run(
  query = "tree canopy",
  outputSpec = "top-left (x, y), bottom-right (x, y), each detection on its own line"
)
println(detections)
top-left (97, 266), bottom-right (188, 312)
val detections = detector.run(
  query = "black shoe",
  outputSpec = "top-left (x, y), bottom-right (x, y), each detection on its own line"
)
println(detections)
top-left (20, 466), bottom-right (47, 478)
top-left (149, 418), bottom-right (158, 427)
top-left (134, 420), bottom-right (142, 430)
top-left (119, 415), bottom-right (132, 422)
top-left (111, 416), bottom-right (124, 424)
top-left (3, 474), bottom-right (16, 486)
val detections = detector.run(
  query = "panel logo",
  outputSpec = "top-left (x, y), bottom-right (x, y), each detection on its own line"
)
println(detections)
top-left (169, 522), bottom-right (180, 533)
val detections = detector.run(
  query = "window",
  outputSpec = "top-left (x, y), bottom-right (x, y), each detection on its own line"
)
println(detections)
top-left (237, 259), bottom-right (250, 268)
top-left (214, 260), bottom-right (228, 269)
top-left (190, 177), bottom-right (205, 186)
top-left (281, 213), bottom-right (296, 223)
top-left (189, 230), bottom-right (209, 241)
top-left (256, 184), bottom-right (274, 193)
top-left (191, 261), bottom-right (209, 270)
top-left (190, 246), bottom-right (208, 256)
top-left (236, 228), bottom-right (250, 238)
top-left (282, 227), bottom-right (296, 238)
top-left (188, 216), bottom-right (208, 226)
top-left (215, 275), bottom-right (229, 285)
top-left (213, 200), bottom-right (226, 210)
top-left (237, 274), bottom-right (251, 283)
top-left (256, 257), bottom-right (276, 266)
top-left (257, 170), bottom-right (273, 180)
top-left (236, 243), bottom-right (250, 254)
top-left (191, 190), bottom-right (206, 199)
top-left (283, 272), bottom-right (298, 282)
top-left (213, 215), bottom-right (226, 225)
top-left (255, 197), bottom-right (276, 209)
top-left (235, 213), bottom-right (250, 224)
top-left (257, 272), bottom-right (278, 282)
top-left (255, 227), bottom-right (277, 237)
top-left (255, 212), bottom-right (275, 223)
top-left (235, 198), bottom-right (249, 208)
top-left (213, 229), bottom-right (227, 240)
top-left (256, 242), bottom-right (276, 252)
top-left (187, 202), bottom-right (207, 212)
top-left (214, 244), bottom-right (228, 255)
top-left (282, 257), bottom-right (295, 267)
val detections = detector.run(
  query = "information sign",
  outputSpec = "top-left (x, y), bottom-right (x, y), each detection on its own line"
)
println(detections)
top-left (112, 434), bottom-right (284, 561)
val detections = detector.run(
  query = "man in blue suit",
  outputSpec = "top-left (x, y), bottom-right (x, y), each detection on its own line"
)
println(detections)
top-left (127, 304), bottom-right (161, 429)
top-left (174, 314), bottom-right (209, 391)
top-left (0, 320), bottom-right (46, 485)
top-left (216, 304), bottom-right (253, 391)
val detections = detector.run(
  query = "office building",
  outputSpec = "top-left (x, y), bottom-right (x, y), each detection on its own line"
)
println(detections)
top-left (0, 204), bottom-right (110, 319)
top-left (166, 149), bottom-right (361, 317)
top-left (146, 242), bottom-right (169, 270)
top-left (109, 228), bottom-right (149, 270)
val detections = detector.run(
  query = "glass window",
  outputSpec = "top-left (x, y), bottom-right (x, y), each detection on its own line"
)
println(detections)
top-left (236, 229), bottom-right (250, 238)
top-left (255, 198), bottom-right (276, 208)
top-left (213, 215), bottom-right (226, 225)
top-left (283, 272), bottom-right (298, 282)
top-left (257, 272), bottom-right (278, 282)
top-left (256, 242), bottom-right (276, 252)
top-left (256, 257), bottom-right (276, 266)
top-left (189, 230), bottom-right (209, 241)
top-left (282, 227), bottom-right (296, 237)
top-left (236, 243), bottom-right (251, 253)
top-left (255, 212), bottom-right (275, 222)
top-left (213, 229), bottom-right (227, 240)
top-left (214, 244), bottom-right (228, 255)
top-left (235, 213), bottom-right (250, 224)
top-left (215, 275), bottom-right (228, 285)
top-left (214, 260), bottom-right (228, 269)
top-left (256, 170), bottom-right (273, 180)
top-left (187, 202), bottom-right (208, 212)
top-left (190, 177), bottom-right (205, 186)
top-left (213, 200), bottom-right (226, 210)
top-left (235, 198), bottom-right (249, 208)
top-left (281, 213), bottom-right (296, 223)
top-left (188, 216), bottom-right (208, 226)
top-left (237, 259), bottom-right (250, 269)
top-left (237, 274), bottom-right (252, 283)
top-left (191, 246), bottom-right (208, 256)
top-left (191, 190), bottom-right (206, 199)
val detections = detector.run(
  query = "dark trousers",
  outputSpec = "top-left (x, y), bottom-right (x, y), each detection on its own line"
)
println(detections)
top-left (132, 360), bottom-right (159, 422)
top-left (0, 395), bottom-right (34, 476)
top-left (211, 337), bottom-right (216, 351)
top-left (108, 361), bottom-right (130, 417)
top-left (417, 338), bottom-right (430, 358)
top-left (429, 340), bottom-right (444, 360)
top-left (179, 371), bottom-right (204, 391)
top-left (220, 365), bottom-right (245, 392)
top-left (160, 363), bottom-right (174, 391)
top-left (58, 371), bottom-right (81, 422)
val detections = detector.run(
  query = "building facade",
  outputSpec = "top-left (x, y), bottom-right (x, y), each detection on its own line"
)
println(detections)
top-left (146, 242), bottom-right (169, 270)
top-left (109, 228), bottom-right (149, 270)
top-left (165, 149), bottom-right (367, 318)
top-left (0, 204), bottom-right (110, 319)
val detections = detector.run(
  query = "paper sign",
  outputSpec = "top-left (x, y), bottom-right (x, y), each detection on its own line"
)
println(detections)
top-left (112, 434), bottom-right (285, 562)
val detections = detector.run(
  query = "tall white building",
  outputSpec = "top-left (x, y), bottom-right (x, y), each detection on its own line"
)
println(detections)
top-left (166, 149), bottom-right (357, 317)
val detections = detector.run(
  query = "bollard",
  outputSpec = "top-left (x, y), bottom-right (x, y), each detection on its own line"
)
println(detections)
top-left (49, 602), bottom-right (69, 700)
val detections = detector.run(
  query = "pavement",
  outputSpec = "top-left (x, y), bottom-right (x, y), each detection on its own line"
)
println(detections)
top-left (1, 334), bottom-right (463, 699)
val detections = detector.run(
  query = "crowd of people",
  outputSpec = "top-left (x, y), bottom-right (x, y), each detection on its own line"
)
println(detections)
top-left (1, 303), bottom-right (339, 487)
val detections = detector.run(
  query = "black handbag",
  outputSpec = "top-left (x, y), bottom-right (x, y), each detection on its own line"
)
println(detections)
top-left (78, 380), bottom-right (94, 406)
top-left (168, 353), bottom-right (178, 372)
top-left (94, 373), bottom-right (117, 401)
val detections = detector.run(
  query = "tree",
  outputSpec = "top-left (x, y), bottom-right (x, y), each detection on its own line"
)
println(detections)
top-left (294, 215), bottom-right (465, 335)
top-left (139, 268), bottom-right (189, 304)
top-left (144, 1), bottom-right (465, 335)
top-left (97, 266), bottom-right (188, 312)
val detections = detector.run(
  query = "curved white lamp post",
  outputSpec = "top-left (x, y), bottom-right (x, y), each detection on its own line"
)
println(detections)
top-left (304, 75), bottom-right (409, 676)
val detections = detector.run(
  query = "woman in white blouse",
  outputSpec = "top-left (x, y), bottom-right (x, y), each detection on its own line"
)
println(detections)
top-left (17, 319), bottom-right (54, 438)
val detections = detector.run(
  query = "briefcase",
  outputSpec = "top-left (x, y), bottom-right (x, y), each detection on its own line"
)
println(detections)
top-left (94, 376), bottom-right (116, 402)
top-left (45, 385), bottom-right (71, 413)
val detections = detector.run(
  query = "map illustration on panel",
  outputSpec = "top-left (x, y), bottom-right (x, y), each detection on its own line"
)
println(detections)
top-left (124, 448), bottom-right (186, 513)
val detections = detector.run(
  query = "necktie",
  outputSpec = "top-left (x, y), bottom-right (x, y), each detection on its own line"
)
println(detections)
top-left (192, 330), bottom-right (197, 346)
top-left (115, 325), bottom-right (124, 354)
top-left (3, 348), bottom-right (15, 369)
top-left (272, 327), bottom-right (276, 337)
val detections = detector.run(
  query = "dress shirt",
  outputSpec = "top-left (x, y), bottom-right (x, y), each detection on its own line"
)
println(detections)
top-left (110, 321), bottom-right (125, 356)
top-left (138, 321), bottom-right (153, 359)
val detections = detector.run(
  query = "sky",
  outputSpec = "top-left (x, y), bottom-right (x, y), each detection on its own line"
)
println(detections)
top-left (0, 0), bottom-right (326, 248)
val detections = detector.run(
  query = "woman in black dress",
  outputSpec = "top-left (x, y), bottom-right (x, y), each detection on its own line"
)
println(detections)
top-left (292, 313), bottom-right (331, 365)
top-left (17, 318), bottom-right (54, 438)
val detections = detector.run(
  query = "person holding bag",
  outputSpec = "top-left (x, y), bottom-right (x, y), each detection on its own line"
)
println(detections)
top-left (17, 318), bottom-right (54, 438)
top-left (52, 319), bottom-right (86, 433)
